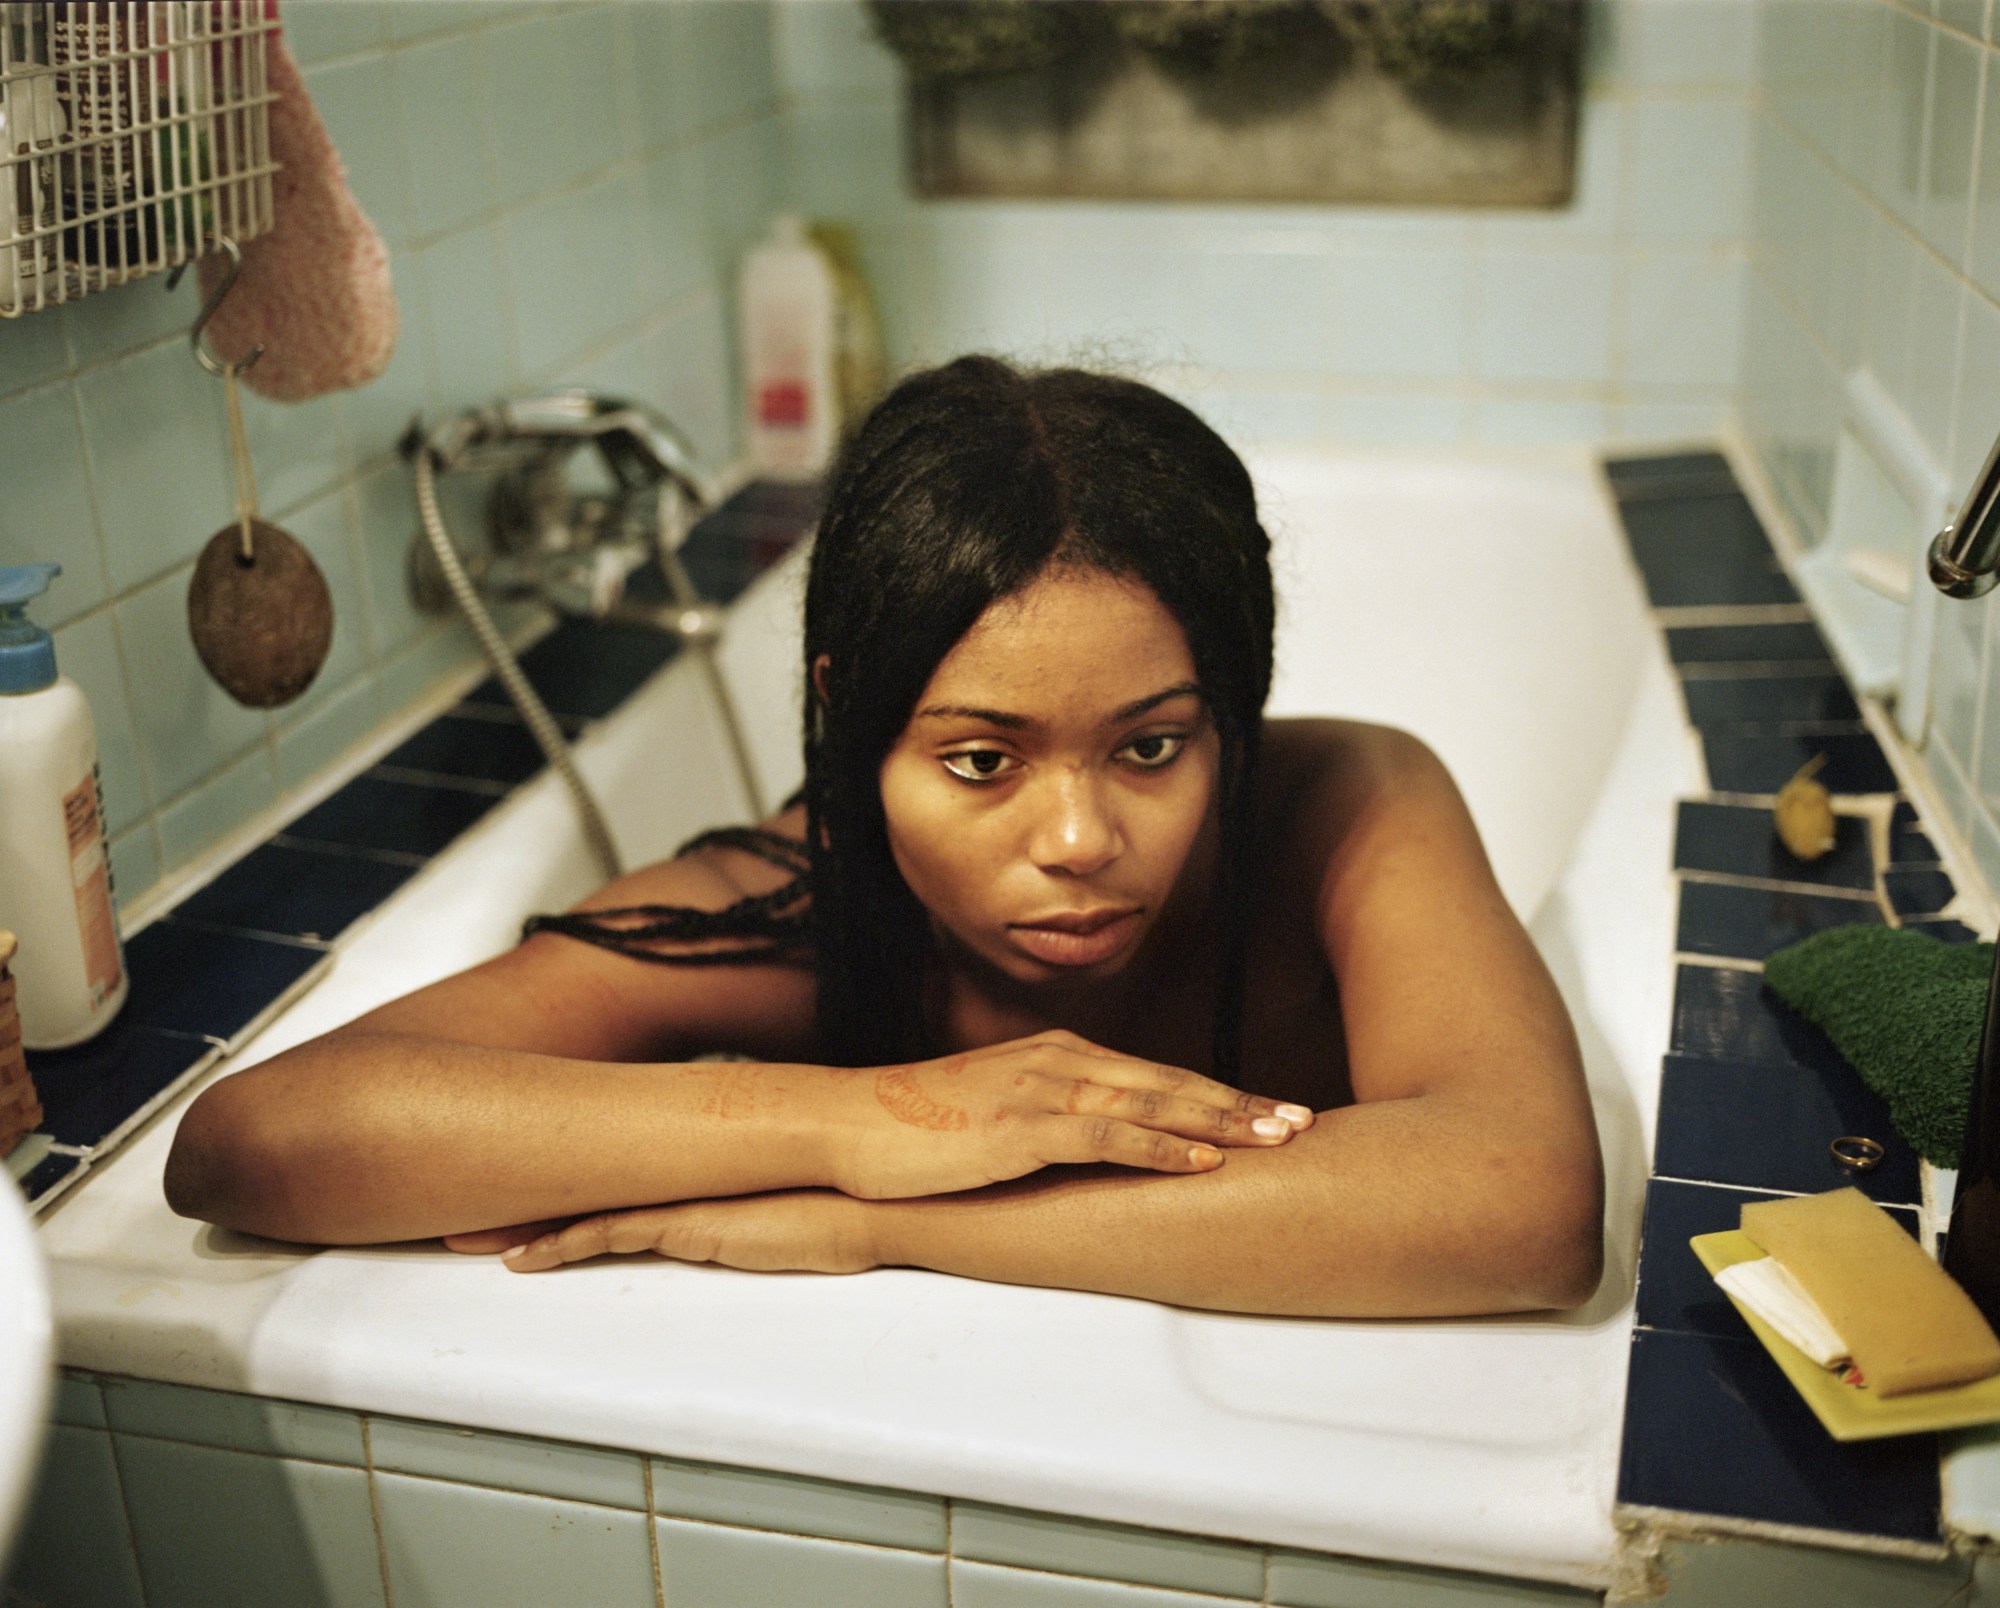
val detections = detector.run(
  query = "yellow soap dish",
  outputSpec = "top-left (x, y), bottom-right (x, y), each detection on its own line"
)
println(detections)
top-left (1690, 1230), bottom-right (2000, 1441)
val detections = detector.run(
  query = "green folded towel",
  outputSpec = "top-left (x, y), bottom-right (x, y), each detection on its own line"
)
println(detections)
top-left (1762, 926), bottom-right (1991, 1169)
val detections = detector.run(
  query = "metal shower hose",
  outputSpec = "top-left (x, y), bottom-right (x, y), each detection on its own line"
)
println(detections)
top-left (412, 448), bottom-right (624, 883)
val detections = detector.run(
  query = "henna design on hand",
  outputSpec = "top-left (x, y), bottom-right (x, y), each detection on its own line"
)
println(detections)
top-left (874, 1065), bottom-right (970, 1132)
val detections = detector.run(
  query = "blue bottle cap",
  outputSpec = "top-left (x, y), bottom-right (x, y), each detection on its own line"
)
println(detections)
top-left (0, 563), bottom-right (61, 694)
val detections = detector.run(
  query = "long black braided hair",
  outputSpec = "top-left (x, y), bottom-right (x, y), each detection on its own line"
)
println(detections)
top-left (529, 356), bottom-right (1275, 1080)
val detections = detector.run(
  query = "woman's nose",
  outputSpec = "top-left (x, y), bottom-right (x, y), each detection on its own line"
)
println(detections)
top-left (1027, 771), bottom-right (1123, 877)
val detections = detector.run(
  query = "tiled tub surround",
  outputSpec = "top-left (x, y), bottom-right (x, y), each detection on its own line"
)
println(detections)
top-left (1600, 450), bottom-right (2000, 1601)
top-left (15, 449), bottom-right (1699, 1600)
top-left (0, 0), bottom-right (788, 920)
top-left (5, 485), bottom-right (811, 1222)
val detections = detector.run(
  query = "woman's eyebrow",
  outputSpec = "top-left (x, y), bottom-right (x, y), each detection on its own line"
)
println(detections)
top-left (915, 683), bottom-right (1202, 732)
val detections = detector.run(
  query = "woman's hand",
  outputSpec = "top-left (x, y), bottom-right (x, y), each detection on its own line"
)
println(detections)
top-left (820, 1029), bottom-right (1311, 1200)
top-left (461, 1192), bottom-right (880, 1276)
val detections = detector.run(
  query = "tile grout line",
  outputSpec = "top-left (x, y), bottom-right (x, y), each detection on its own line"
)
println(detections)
top-left (99, 1419), bottom-right (157, 1608)
top-left (644, 1457), bottom-right (666, 1608)
top-left (361, 1416), bottom-right (398, 1608)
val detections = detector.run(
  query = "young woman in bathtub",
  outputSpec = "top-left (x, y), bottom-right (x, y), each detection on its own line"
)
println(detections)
top-left (165, 357), bottom-right (1603, 1318)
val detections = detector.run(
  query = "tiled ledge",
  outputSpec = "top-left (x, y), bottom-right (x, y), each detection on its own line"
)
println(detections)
top-left (11, 1371), bottom-right (1605, 1608)
top-left (1602, 451), bottom-right (1966, 1572)
top-left (6, 482), bottom-right (817, 1219)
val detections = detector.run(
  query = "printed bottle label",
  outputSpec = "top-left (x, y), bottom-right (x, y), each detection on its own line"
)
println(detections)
top-left (61, 770), bottom-right (122, 1008)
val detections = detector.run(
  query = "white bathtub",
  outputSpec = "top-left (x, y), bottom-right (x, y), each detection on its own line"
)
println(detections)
top-left (36, 447), bottom-right (1700, 1589)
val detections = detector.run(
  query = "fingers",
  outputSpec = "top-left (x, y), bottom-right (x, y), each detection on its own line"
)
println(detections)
top-left (1056, 1084), bottom-right (1306, 1147)
top-left (1041, 1115), bottom-right (1228, 1174)
top-left (443, 1218), bottom-right (574, 1255)
top-left (1028, 1049), bottom-right (1314, 1134)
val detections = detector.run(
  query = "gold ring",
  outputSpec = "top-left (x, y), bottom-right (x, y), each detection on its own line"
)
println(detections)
top-left (1831, 1136), bottom-right (1885, 1173)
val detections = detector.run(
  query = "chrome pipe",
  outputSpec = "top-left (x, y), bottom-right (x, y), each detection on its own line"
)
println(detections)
top-left (1930, 425), bottom-right (2000, 598)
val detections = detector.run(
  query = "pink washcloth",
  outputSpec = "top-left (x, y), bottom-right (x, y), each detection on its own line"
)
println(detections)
top-left (197, 12), bottom-right (396, 401)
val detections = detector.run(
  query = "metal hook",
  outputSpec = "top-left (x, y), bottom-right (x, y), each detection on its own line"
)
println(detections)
top-left (165, 236), bottom-right (264, 378)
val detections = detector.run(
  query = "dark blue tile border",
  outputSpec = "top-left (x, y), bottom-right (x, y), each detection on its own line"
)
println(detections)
top-left (379, 712), bottom-right (550, 788)
top-left (1673, 800), bottom-right (1873, 891)
top-left (463, 619), bottom-right (683, 722)
top-left (29, 1020), bottom-right (217, 1150)
top-left (17, 1150), bottom-right (82, 1207)
top-left (1607, 448), bottom-right (1952, 1550)
top-left (1653, 1054), bottom-right (1922, 1206)
top-left (120, 921), bottom-right (328, 1045)
top-left (172, 841), bottom-right (417, 945)
top-left (284, 774), bottom-right (501, 861)
top-left (1619, 1328), bottom-right (1942, 1542)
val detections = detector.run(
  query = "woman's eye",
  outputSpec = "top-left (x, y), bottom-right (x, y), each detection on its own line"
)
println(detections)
top-left (942, 749), bottom-right (1019, 782)
top-left (1120, 733), bottom-right (1185, 768)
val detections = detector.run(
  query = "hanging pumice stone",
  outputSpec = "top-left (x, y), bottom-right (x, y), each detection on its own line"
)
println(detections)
top-left (186, 520), bottom-right (334, 708)
top-left (1774, 753), bottom-right (1837, 862)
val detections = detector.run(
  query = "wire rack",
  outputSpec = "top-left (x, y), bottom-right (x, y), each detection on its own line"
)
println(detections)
top-left (0, 2), bottom-right (277, 317)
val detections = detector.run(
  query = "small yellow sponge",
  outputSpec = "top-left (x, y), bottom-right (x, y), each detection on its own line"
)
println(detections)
top-left (1741, 1188), bottom-right (2000, 1397)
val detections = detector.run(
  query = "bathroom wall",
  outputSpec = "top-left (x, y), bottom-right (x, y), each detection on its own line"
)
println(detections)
top-left (776, 0), bottom-right (1757, 454)
top-left (0, 0), bottom-right (782, 918)
top-left (1737, 0), bottom-right (2000, 892)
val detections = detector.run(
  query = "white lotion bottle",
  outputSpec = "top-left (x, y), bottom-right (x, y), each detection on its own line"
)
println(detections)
top-left (0, 564), bottom-right (126, 1048)
top-left (740, 214), bottom-right (840, 481)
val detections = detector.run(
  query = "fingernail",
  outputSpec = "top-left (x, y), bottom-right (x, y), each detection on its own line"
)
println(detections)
top-left (502, 1246), bottom-right (528, 1263)
top-left (1190, 1145), bottom-right (1222, 1166)
top-left (1252, 1116), bottom-right (1289, 1138)
top-left (1275, 1104), bottom-right (1312, 1125)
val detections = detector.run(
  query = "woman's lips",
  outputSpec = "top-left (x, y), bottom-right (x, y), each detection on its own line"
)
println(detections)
top-left (1005, 909), bottom-right (1144, 968)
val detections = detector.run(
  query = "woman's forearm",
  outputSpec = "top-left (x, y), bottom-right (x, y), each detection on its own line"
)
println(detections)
top-left (860, 1096), bottom-right (1604, 1318)
top-left (165, 1031), bottom-right (840, 1245)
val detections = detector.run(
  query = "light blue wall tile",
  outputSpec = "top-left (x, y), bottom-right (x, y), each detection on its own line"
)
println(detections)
top-left (1625, 250), bottom-right (1746, 388)
top-left (284, 2), bottom-right (389, 68)
top-left (951, 1502), bottom-right (1263, 1599)
top-left (74, 340), bottom-right (232, 592)
top-left (0, 301), bottom-right (72, 396)
top-left (376, 1471), bottom-right (654, 1608)
top-left (53, 1369), bottom-right (106, 1429)
top-left (374, 620), bottom-right (485, 714)
top-left (102, 1378), bottom-right (367, 1464)
top-left (4, 1425), bottom-right (147, 1608)
top-left (1878, 7), bottom-right (1936, 238)
top-left (1476, 395), bottom-right (1611, 444)
top-left (700, 116), bottom-right (787, 283)
top-left (668, 1), bottom-right (780, 137)
top-left (1943, 0), bottom-right (1993, 43)
top-left (1656, 1535), bottom-right (1969, 1608)
top-left (951, 1559), bottom-right (1253, 1608)
top-left (505, 174), bottom-right (648, 381)
top-left (1628, 98), bottom-right (1754, 243)
top-left (353, 457), bottom-right (437, 656)
top-left (630, 2), bottom-right (694, 151)
top-left (1267, 1549), bottom-right (1595, 1607)
top-left (240, 386), bottom-right (351, 521)
top-left (387, 2), bottom-right (510, 45)
top-left (657, 1517), bottom-right (948, 1608)
top-left (114, 567), bottom-right (270, 802)
top-left (51, 610), bottom-right (151, 835)
top-left (107, 823), bottom-right (163, 912)
top-left (116, 1436), bottom-right (385, 1608)
top-left (340, 252), bottom-right (434, 468)
top-left (1330, 249), bottom-right (1470, 380)
top-left (483, 9), bottom-right (628, 206)
top-left (1900, 244), bottom-right (1967, 469)
top-left (782, 99), bottom-right (910, 228)
top-left (64, 267), bottom-right (196, 370)
top-left (277, 671), bottom-right (384, 790)
top-left (1922, 23), bottom-right (1983, 269)
top-left (0, 382), bottom-right (105, 626)
top-left (640, 147), bottom-right (717, 314)
top-left (155, 744), bottom-right (280, 870)
top-left (1181, 252), bottom-right (1335, 376)
top-left (1929, 575), bottom-right (1989, 775)
top-left (1472, 252), bottom-right (1615, 384)
top-left (773, 0), bottom-right (899, 99)
top-left (304, 54), bottom-right (414, 250)
top-left (418, 223), bottom-right (517, 404)
top-left (1971, 46), bottom-right (2000, 303)
top-left (395, 34), bottom-right (496, 243)
top-left (372, 1416), bottom-right (646, 1509)
top-left (1614, 391), bottom-right (1732, 447)
top-left (1601, 0), bottom-right (1761, 91)
top-left (649, 1455), bottom-right (943, 1550)
top-left (1955, 290), bottom-right (2000, 495)
top-left (1329, 390), bottom-right (1472, 447)
top-left (651, 288), bottom-right (738, 469)
top-left (273, 485), bottom-right (377, 726)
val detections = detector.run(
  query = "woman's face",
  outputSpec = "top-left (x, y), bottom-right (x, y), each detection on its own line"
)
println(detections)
top-left (877, 565), bottom-right (1221, 987)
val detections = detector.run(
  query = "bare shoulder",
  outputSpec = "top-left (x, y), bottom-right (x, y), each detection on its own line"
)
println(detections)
top-left (1256, 719), bottom-right (1462, 861)
top-left (350, 803), bottom-right (817, 1064)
